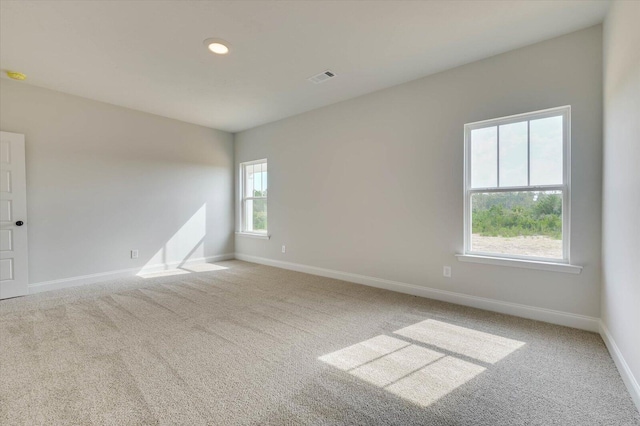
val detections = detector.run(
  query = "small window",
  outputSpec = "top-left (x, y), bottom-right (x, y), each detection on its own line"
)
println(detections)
top-left (240, 159), bottom-right (268, 234)
top-left (464, 106), bottom-right (570, 262)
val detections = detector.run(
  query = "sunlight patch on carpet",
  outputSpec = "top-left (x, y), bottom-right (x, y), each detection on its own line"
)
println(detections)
top-left (319, 319), bottom-right (525, 407)
top-left (318, 335), bottom-right (410, 371)
top-left (394, 319), bottom-right (525, 364)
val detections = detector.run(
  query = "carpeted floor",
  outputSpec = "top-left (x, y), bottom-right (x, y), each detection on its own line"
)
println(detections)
top-left (1, 260), bottom-right (638, 425)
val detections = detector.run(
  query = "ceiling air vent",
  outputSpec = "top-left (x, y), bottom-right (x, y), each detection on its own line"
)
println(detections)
top-left (308, 70), bottom-right (336, 84)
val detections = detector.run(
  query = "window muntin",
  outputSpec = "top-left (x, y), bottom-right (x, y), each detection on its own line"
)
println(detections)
top-left (464, 106), bottom-right (570, 262)
top-left (240, 159), bottom-right (268, 234)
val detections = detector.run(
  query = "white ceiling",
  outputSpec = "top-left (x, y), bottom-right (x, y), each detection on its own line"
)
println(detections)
top-left (0, 1), bottom-right (609, 133)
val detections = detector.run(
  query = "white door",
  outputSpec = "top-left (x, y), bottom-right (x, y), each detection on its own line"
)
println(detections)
top-left (0, 131), bottom-right (29, 299)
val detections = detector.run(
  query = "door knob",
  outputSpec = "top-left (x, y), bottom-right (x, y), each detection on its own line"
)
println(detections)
top-left (15, 221), bottom-right (24, 226)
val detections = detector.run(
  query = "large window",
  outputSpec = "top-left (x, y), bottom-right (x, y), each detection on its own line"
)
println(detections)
top-left (464, 106), bottom-right (570, 262)
top-left (240, 159), bottom-right (268, 235)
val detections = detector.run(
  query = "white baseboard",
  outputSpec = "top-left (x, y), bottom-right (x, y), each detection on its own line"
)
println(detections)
top-left (234, 253), bottom-right (600, 332)
top-left (599, 321), bottom-right (640, 413)
top-left (28, 253), bottom-right (235, 294)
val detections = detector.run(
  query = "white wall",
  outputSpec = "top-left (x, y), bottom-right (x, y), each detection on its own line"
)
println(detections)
top-left (602, 0), bottom-right (640, 406)
top-left (235, 26), bottom-right (603, 320)
top-left (0, 79), bottom-right (234, 285)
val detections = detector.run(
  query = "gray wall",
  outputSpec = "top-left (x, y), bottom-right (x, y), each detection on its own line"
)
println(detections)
top-left (602, 0), bottom-right (640, 394)
top-left (235, 26), bottom-right (603, 318)
top-left (0, 79), bottom-right (234, 284)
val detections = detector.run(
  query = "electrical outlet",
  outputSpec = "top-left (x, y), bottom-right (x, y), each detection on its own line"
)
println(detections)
top-left (282, 245), bottom-right (286, 254)
top-left (131, 250), bottom-right (139, 259)
top-left (443, 266), bottom-right (451, 278)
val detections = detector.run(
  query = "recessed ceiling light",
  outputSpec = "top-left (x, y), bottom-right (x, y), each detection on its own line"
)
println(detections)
top-left (203, 38), bottom-right (230, 55)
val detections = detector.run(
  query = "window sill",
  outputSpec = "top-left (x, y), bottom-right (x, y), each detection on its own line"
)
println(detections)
top-left (455, 254), bottom-right (582, 274)
top-left (235, 232), bottom-right (270, 240)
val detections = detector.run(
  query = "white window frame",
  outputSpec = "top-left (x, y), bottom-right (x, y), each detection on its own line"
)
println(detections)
top-left (462, 106), bottom-right (572, 264)
top-left (238, 158), bottom-right (269, 238)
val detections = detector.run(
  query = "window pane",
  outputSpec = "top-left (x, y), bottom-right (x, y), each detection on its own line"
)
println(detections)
top-left (262, 162), bottom-right (268, 196)
top-left (471, 191), bottom-right (563, 259)
top-left (252, 198), bottom-right (267, 232)
top-left (471, 127), bottom-right (497, 188)
top-left (530, 116), bottom-right (563, 185)
top-left (244, 164), bottom-right (254, 198)
top-left (245, 199), bottom-right (254, 232)
top-left (254, 163), bottom-right (263, 196)
top-left (499, 122), bottom-right (528, 187)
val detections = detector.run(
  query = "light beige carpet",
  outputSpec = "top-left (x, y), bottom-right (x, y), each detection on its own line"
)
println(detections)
top-left (1, 260), bottom-right (638, 425)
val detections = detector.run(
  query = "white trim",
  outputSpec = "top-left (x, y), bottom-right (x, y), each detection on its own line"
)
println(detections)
top-left (239, 158), bottom-right (268, 166)
top-left (239, 158), bottom-right (268, 235)
top-left (465, 105), bottom-right (572, 129)
top-left (456, 254), bottom-right (582, 274)
top-left (599, 321), bottom-right (640, 413)
top-left (235, 232), bottom-right (270, 240)
top-left (463, 105), bottom-right (572, 263)
top-left (234, 253), bottom-right (598, 332)
top-left (467, 184), bottom-right (564, 193)
top-left (28, 253), bottom-right (235, 294)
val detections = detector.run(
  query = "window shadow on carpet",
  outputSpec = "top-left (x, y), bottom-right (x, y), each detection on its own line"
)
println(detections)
top-left (319, 319), bottom-right (525, 407)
